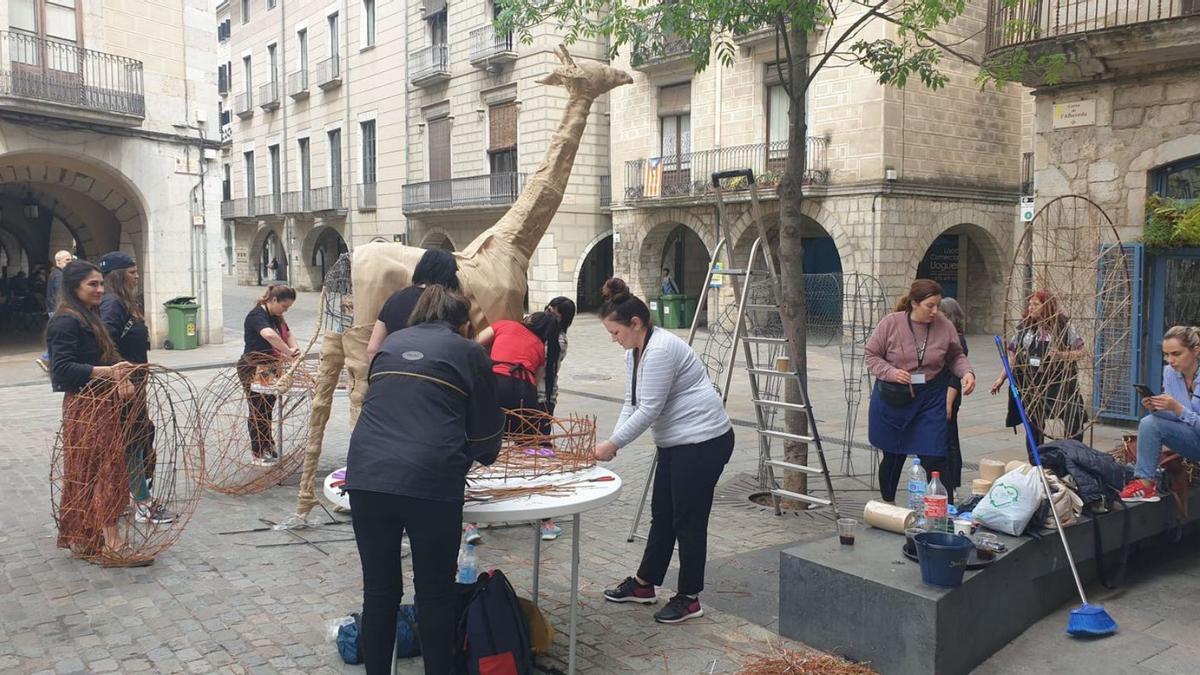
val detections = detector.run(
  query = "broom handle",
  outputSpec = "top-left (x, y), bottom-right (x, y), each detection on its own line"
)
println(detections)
top-left (993, 336), bottom-right (1090, 605)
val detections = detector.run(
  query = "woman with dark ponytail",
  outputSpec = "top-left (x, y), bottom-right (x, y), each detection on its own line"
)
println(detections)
top-left (595, 278), bottom-right (733, 625)
top-left (239, 284), bottom-right (299, 465)
top-left (47, 260), bottom-right (136, 560)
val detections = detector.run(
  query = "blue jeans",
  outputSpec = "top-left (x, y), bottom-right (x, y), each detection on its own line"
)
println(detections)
top-left (1134, 414), bottom-right (1200, 480)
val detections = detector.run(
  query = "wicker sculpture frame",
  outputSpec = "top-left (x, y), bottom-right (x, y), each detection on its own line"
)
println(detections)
top-left (1003, 195), bottom-right (1133, 443)
top-left (50, 365), bottom-right (203, 567)
top-left (468, 408), bottom-right (597, 483)
top-left (192, 353), bottom-right (316, 495)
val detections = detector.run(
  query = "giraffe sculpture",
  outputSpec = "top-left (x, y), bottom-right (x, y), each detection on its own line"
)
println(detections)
top-left (292, 47), bottom-right (632, 520)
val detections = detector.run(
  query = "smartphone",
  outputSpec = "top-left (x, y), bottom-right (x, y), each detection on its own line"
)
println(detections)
top-left (1133, 384), bottom-right (1156, 400)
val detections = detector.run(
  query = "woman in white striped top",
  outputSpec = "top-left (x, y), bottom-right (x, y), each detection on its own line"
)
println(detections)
top-left (594, 278), bottom-right (734, 625)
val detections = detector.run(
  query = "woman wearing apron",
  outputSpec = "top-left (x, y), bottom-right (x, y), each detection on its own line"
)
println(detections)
top-left (866, 280), bottom-right (976, 505)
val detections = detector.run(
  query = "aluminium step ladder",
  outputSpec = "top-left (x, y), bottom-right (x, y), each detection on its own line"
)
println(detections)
top-left (625, 170), bottom-right (839, 543)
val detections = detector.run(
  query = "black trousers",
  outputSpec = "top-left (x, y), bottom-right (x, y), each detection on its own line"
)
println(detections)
top-left (494, 373), bottom-right (539, 433)
top-left (637, 428), bottom-right (735, 596)
top-left (237, 357), bottom-right (276, 458)
top-left (350, 490), bottom-right (462, 675)
top-left (879, 452), bottom-right (955, 505)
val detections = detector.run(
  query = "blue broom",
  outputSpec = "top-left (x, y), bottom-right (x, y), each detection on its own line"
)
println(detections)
top-left (994, 336), bottom-right (1118, 637)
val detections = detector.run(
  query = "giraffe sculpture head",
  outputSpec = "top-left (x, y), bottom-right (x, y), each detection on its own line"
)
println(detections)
top-left (537, 45), bottom-right (635, 101)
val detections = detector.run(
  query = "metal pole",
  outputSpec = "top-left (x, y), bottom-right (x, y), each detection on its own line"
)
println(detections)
top-left (625, 453), bottom-right (656, 542)
top-left (568, 513), bottom-right (581, 675)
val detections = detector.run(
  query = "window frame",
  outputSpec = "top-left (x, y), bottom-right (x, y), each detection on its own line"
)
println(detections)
top-left (361, 0), bottom-right (376, 49)
top-left (360, 119), bottom-right (377, 185)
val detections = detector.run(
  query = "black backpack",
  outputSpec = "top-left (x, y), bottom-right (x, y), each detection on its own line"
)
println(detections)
top-left (457, 570), bottom-right (533, 675)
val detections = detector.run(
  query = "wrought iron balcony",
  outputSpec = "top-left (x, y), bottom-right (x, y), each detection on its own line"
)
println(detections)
top-left (219, 125), bottom-right (233, 144)
top-left (234, 91), bottom-right (253, 118)
top-left (358, 183), bottom-right (377, 210)
top-left (279, 190), bottom-right (308, 214)
top-left (600, 175), bottom-right (611, 207)
top-left (288, 70), bottom-right (308, 99)
top-left (253, 193), bottom-right (280, 216)
top-left (630, 33), bottom-right (692, 71)
top-left (403, 172), bottom-right (526, 213)
top-left (223, 197), bottom-right (252, 219)
top-left (986, 0), bottom-right (1200, 52)
top-left (469, 26), bottom-right (516, 67)
top-left (258, 81), bottom-right (279, 111)
top-left (409, 44), bottom-right (450, 87)
top-left (0, 30), bottom-right (145, 125)
top-left (310, 185), bottom-right (345, 212)
top-left (315, 56), bottom-right (341, 90)
top-left (623, 138), bottom-right (829, 202)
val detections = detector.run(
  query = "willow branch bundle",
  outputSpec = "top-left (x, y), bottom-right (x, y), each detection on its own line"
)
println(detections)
top-left (192, 353), bottom-right (316, 495)
top-left (468, 409), bottom-right (596, 483)
top-left (738, 646), bottom-right (876, 675)
top-left (50, 365), bottom-right (203, 567)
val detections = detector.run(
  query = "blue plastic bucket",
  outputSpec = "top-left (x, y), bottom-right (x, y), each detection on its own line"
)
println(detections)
top-left (914, 532), bottom-right (974, 587)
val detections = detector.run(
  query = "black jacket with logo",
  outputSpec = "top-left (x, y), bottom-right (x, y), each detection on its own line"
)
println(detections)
top-left (47, 313), bottom-right (108, 393)
top-left (345, 322), bottom-right (504, 501)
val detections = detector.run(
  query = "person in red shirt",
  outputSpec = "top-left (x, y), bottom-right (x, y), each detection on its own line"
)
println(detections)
top-left (464, 312), bottom-right (560, 544)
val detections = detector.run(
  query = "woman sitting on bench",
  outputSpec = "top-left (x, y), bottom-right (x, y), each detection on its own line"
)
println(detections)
top-left (1120, 325), bottom-right (1200, 503)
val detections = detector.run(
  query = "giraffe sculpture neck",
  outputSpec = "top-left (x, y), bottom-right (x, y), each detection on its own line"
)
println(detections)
top-left (463, 94), bottom-right (595, 261)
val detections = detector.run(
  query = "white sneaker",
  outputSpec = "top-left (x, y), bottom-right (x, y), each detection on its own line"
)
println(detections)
top-left (464, 524), bottom-right (482, 545)
top-left (134, 502), bottom-right (177, 524)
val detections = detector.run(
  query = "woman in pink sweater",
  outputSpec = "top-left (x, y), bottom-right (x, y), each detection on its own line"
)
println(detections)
top-left (865, 279), bottom-right (976, 504)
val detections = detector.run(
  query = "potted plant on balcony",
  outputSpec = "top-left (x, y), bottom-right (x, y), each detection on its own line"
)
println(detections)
top-left (1144, 195), bottom-right (1200, 250)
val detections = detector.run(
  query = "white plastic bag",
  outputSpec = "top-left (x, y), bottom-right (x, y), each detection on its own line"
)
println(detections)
top-left (974, 465), bottom-right (1044, 536)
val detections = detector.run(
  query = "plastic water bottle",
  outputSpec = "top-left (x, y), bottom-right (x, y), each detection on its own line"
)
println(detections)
top-left (924, 471), bottom-right (949, 534)
top-left (456, 544), bottom-right (478, 584)
top-left (907, 458), bottom-right (927, 526)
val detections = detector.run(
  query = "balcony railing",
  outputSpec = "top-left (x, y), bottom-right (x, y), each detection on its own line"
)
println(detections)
top-left (315, 56), bottom-right (341, 89)
top-left (469, 26), bottom-right (516, 65)
top-left (254, 193), bottom-right (280, 216)
top-left (986, 0), bottom-right (1200, 51)
top-left (600, 175), bottom-right (611, 207)
top-left (223, 197), bottom-right (252, 219)
top-left (288, 70), bottom-right (308, 99)
top-left (311, 185), bottom-right (344, 212)
top-left (409, 44), bottom-right (450, 86)
top-left (234, 91), bottom-right (253, 118)
top-left (220, 125), bottom-right (232, 144)
top-left (0, 30), bottom-right (145, 121)
top-left (258, 81), bottom-right (279, 111)
top-left (403, 172), bottom-right (526, 213)
top-left (358, 182), bottom-right (377, 210)
top-left (623, 139), bottom-right (829, 201)
top-left (631, 33), bottom-right (691, 69)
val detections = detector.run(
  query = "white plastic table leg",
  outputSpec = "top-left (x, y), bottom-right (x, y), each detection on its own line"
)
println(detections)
top-left (532, 522), bottom-right (542, 609)
top-left (568, 512), bottom-right (580, 675)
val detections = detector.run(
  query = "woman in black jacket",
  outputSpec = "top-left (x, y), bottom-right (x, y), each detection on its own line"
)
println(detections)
top-left (239, 285), bottom-right (300, 465)
top-left (47, 260), bottom-right (134, 561)
top-left (345, 285), bottom-right (504, 675)
top-left (98, 252), bottom-right (174, 524)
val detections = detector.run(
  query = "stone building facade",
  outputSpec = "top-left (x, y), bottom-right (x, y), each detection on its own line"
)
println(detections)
top-left (0, 0), bottom-right (224, 345)
top-left (987, 2), bottom-right (1200, 390)
top-left (218, 0), bottom-right (614, 306)
top-left (609, 2), bottom-right (1030, 333)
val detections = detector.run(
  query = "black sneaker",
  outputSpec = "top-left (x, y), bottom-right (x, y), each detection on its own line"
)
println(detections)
top-left (603, 577), bottom-right (657, 604)
top-left (653, 594), bottom-right (703, 624)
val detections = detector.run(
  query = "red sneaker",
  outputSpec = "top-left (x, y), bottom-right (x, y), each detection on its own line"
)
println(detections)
top-left (1119, 480), bottom-right (1160, 503)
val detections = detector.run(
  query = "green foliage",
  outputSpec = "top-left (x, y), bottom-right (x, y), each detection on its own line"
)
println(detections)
top-left (1144, 195), bottom-right (1200, 249)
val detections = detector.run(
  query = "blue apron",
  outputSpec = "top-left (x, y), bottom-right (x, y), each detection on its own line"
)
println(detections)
top-left (869, 370), bottom-right (950, 457)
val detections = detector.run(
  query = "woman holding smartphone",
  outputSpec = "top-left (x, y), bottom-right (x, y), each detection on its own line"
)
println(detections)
top-left (1119, 326), bottom-right (1200, 503)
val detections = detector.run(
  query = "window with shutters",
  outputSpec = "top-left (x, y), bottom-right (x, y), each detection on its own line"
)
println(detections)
top-left (298, 138), bottom-right (311, 199)
top-left (361, 120), bottom-right (377, 184)
top-left (222, 164), bottom-right (231, 201)
top-left (488, 102), bottom-right (517, 175)
top-left (244, 151), bottom-right (255, 199)
top-left (328, 128), bottom-right (342, 192)
top-left (658, 82), bottom-right (691, 196)
top-left (218, 63), bottom-right (229, 94)
top-left (428, 117), bottom-right (451, 182)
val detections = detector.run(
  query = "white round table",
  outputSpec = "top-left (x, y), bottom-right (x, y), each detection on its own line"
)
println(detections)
top-left (325, 465), bottom-right (621, 675)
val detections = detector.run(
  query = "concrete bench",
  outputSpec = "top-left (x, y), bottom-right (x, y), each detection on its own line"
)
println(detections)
top-left (778, 491), bottom-right (1200, 674)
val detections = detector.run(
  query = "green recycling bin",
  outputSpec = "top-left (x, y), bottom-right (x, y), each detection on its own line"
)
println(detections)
top-left (163, 296), bottom-right (200, 350)
top-left (682, 296), bottom-right (699, 328)
top-left (649, 297), bottom-right (665, 326)
top-left (660, 294), bottom-right (686, 329)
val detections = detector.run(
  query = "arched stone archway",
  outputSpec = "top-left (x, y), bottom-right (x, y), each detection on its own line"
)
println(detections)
top-left (420, 230), bottom-right (456, 251)
top-left (251, 224), bottom-right (287, 285)
top-left (307, 226), bottom-right (348, 288)
top-left (574, 232), bottom-right (613, 312)
top-left (914, 222), bottom-right (1007, 334)
top-left (725, 198), bottom-right (859, 275)
top-left (639, 221), bottom-right (710, 302)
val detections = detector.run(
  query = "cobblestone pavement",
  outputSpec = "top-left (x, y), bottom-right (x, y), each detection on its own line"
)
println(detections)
top-left (0, 280), bottom-right (1192, 674)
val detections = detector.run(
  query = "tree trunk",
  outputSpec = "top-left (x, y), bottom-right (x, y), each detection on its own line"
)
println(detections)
top-left (776, 23), bottom-right (811, 504)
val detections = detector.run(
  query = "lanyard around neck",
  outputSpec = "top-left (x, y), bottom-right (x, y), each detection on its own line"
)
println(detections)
top-left (907, 313), bottom-right (929, 368)
top-left (631, 326), bottom-right (654, 407)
